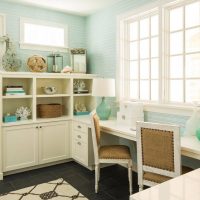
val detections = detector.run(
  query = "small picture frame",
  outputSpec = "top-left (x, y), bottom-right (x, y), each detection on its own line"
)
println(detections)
top-left (70, 48), bottom-right (86, 73)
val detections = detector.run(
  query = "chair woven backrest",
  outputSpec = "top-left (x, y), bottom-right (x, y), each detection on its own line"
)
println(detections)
top-left (141, 127), bottom-right (174, 171)
top-left (136, 121), bottom-right (181, 181)
top-left (93, 113), bottom-right (101, 146)
top-left (90, 111), bottom-right (101, 164)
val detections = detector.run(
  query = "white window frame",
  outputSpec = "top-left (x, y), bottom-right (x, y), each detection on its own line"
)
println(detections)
top-left (164, 0), bottom-right (200, 104)
top-left (20, 17), bottom-right (68, 52)
top-left (123, 9), bottom-right (160, 102)
top-left (117, 0), bottom-right (200, 115)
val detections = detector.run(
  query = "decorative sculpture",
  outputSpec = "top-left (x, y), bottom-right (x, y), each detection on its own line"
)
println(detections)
top-left (1, 35), bottom-right (21, 71)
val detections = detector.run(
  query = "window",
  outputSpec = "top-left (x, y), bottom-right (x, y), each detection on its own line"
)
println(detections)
top-left (118, 0), bottom-right (200, 105)
top-left (20, 18), bottom-right (68, 52)
top-left (128, 11), bottom-right (159, 101)
top-left (167, 1), bottom-right (200, 103)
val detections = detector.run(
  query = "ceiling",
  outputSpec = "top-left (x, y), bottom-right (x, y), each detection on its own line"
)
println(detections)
top-left (1, 0), bottom-right (121, 16)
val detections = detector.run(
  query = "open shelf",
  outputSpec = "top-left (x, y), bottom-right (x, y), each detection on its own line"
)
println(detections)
top-left (36, 96), bottom-right (72, 119)
top-left (3, 95), bottom-right (33, 99)
top-left (36, 94), bottom-right (70, 98)
top-left (3, 98), bottom-right (33, 122)
top-left (2, 119), bottom-right (34, 127)
top-left (73, 78), bottom-right (93, 94)
top-left (73, 93), bottom-right (92, 97)
top-left (36, 78), bottom-right (71, 95)
top-left (73, 96), bottom-right (95, 113)
top-left (2, 77), bottom-right (33, 96)
top-left (1, 73), bottom-right (96, 124)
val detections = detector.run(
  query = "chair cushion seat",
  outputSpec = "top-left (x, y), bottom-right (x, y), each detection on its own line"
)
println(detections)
top-left (99, 145), bottom-right (131, 159)
top-left (143, 172), bottom-right (171, 183)
top-left (144, 166), bottom-right (193, 183)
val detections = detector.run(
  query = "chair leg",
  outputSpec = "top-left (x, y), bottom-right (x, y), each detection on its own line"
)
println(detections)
top-left (98, 165), bottom-right (100, 182)
top-left (128, 162), bottom-right (132, 195)
top-left (95, 164), bottom-right (99, 193)
top-left (139, 185), bottom-right (143, 191)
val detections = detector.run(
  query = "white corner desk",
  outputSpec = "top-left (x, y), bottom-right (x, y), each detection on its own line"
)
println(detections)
top-left (130, 168), bottom-right (200, 200)
top-left (100, 120), bottom-right (200, 160)
top-left (73, 116), bottom-right (200, 160)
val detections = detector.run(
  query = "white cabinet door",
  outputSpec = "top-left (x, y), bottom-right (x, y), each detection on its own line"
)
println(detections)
top-left (3, 124), bottom-right (38, 172)
top-left (39, 121), bottom-right (70, 164)
top-left (73, 138), bottom-right (88, 165)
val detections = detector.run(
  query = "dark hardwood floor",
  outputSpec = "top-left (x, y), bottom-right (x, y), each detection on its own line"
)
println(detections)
top-left (0, 161), bottom-right (139, 200)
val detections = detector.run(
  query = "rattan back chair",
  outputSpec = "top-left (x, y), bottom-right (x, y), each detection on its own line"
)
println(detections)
top-left (90, 110), bottom-right (133, 194)
top-left (136, 121), bottom-right (181, 191)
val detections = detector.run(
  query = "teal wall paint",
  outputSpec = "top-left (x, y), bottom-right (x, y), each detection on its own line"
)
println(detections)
top-left (86, 0), bottom-right (157, 77)
top-left (0, 1), bottom-right (86, 72)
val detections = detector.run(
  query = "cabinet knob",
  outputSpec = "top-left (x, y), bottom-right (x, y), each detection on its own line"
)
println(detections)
top-left (39, 126), bottom-right (42, 128)
top-left (77, 125), bottom-right (81, 129)
top-left (36, 126), bottom-right (38, 129)
top-left (77, 142), bottom-right (81, 145)
top-left (77, 135), bottom-right (81, 139)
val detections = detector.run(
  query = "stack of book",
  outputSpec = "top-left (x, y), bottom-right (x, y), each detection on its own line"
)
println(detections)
top-left (4, 86), bottom-right (26, 96)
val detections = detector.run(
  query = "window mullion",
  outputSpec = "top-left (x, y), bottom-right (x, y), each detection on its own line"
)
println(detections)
top-left (125, 21), bottom-right (130, 99)
top-left (162, 7), bottom-right (170, 104)
top-left (183, 5), bottom-right (186, 103)
top-left (149, 16), bottom-right (152, 101)
top-left (138, 19), bottom-right (141, 100)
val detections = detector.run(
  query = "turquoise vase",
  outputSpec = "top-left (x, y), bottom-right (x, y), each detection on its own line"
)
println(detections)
top-left (196, 128), bottom-right (200, 141)
top-left (96, 97), bottom-right (111, 120)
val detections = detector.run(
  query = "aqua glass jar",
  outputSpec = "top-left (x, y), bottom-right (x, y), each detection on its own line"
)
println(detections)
top-left (195, 128), bottom-right (200, 141)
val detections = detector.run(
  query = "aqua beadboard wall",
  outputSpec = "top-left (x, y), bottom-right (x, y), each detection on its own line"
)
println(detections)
top-left (86, 0), bottom-right (157, 76)
top-left (0, 1), bottom-right (86, 72)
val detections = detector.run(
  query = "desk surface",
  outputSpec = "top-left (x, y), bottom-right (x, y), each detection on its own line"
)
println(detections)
top-left (130, 168), bottom-right (200, 200)
top-left (73, 116), bottom-right (200, 160)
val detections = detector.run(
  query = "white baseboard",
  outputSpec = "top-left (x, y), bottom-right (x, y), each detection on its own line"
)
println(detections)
top-left (3, 159), bottom-right (73, 177)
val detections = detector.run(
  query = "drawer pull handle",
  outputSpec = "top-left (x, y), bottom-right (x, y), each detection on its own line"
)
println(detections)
top-left (77, 142), bottom-right (81, 145)
top-left (78, 135), bottom-right (81, 139)
top-left (77, 125), bottom-right (81, 129)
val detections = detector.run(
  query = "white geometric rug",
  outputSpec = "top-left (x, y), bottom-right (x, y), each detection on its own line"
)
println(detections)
top-left (0, 178), bottom-right (88, 200)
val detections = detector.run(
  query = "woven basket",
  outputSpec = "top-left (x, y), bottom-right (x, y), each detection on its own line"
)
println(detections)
top-left (37, 104), bottom-right (63, 118)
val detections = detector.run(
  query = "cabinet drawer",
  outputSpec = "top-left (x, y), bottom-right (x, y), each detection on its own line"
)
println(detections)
top-left (73, 130), bottom-right (87, 143)
top-left (73, 139), bottom-right (88, 165)
top-left (73, 121), bottom-right (87, 133)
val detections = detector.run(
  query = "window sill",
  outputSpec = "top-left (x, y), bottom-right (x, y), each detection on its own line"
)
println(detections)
top-left (143, 103), bottom-right (194, 116)
top-left (20, 42), bottom-right (68, 52)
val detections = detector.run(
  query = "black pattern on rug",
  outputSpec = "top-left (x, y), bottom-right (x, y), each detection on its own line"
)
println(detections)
top-left (0, 178), bottom-right (88, 199)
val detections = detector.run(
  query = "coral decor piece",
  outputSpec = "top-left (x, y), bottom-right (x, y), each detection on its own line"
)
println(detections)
top-left (15, 106), bottom-right (31, 120)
